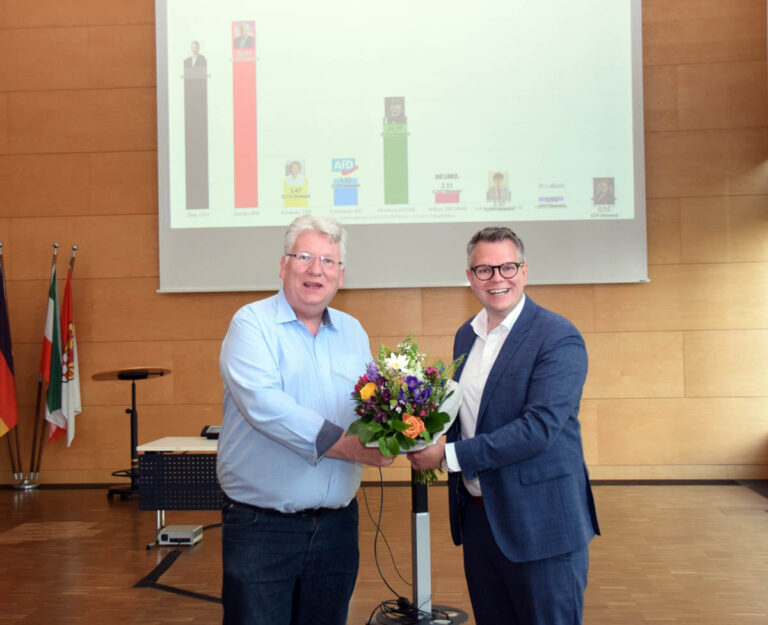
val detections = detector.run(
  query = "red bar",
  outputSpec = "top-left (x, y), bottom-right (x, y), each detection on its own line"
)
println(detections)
top-left (232, 22), bottom-right (258, 208)
top-left (435, 192), bottom-right (460, 204)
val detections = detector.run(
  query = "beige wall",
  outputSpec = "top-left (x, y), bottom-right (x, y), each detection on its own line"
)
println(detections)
top-left (1, 0), bottom-right (766, 484)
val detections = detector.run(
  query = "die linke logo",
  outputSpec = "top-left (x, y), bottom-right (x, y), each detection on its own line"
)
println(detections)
top-left (332, 159), bottom-right (358, 176)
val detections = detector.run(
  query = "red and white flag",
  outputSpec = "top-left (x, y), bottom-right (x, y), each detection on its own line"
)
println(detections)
top-left (48, 266), bottom-right (80, 446)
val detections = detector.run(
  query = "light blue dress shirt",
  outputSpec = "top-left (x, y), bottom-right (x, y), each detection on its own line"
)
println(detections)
top-left (217, 289), bottom-right (372, 512)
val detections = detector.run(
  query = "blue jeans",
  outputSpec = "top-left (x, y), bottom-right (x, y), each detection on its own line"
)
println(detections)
top-left (221, 498), bottom-right (359, 625)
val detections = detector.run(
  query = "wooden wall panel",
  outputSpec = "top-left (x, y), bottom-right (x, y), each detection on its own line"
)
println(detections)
top-left (0, 155), bottom-right (90, 218)
top-left (86, 26), bottom-right (156, 88)
top-left (593, 264), bottom-right (768, 332)
top-left (0, 0), bottom-right (154, 28)
top-left (594, 398), bottom-right (768, 465)
top-left (677, 61), bottom-right (768, 129)
top-left (643, 65), bottom-right (678, 131)
top-left (684, 330), bottom-right (768, 398)
top-left (524, 285), bottom-right (597, 333)
top-left (60, 279), bottom-right (250, 343)
top-left (0, 93), bottom-right (7, 153)
top-left (578, 401), bottom-right (599, 466)
top-left (0, 152), bottom-right (157, 220)
top-left (1, 0), bottom-right (767, 483)
top-left (643, 0), bottom-right (766, 65)
top-left (333, 288), bottom-right (423, 337)
top-left (0, 25), bottom-right (155, 92)
top-left (0, 219), bottom-right (10, 247)
top-left (589, 465), bottom-right (768, 481)
top-left (0, 28), bottom-right (91, 92)
top-left (8, 215), bottom-right (158, 280)
top-left (420, 287), bottom-right (480, 336)
top-left (170, 340), bottom-right (224, 405)
top-left (90, 152), bottom-right (157, 215)
top-left (645, 128), bottom-right (768, 198)
top-left (646, 198), bottom-right (681, 264)
top-left (583, 332), bottom-right (685, 399)
top-left (680, 196), bottom-right (768, 263)
top-left (6, 89), bottom-right (156, 154)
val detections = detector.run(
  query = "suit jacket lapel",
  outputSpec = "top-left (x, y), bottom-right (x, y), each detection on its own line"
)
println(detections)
top-left (475, 297), bottom-right (536, 428)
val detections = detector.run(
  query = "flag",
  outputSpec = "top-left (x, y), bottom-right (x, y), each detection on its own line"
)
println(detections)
top-left (0, 259), bottom-right (19, 438)
top-left (42, 265), bottom-right (63, 441)
top-left (48, 267), bottom-right (80, 446)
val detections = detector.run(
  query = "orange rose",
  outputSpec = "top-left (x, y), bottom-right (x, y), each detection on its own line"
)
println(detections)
top-left (402, 414), bottom-right (426, 439)
top-left (359, 382), bottom-right (378, 401)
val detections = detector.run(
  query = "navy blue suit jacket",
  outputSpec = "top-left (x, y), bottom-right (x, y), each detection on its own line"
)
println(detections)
top-left (448, 296), bottom-right (599, 563)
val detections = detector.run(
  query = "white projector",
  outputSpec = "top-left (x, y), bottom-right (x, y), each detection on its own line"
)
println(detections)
top-left (157, 524), bottom-right (203, 546)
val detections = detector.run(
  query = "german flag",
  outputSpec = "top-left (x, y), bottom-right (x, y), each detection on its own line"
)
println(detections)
top-left (0, 256), bottom-right (18, 437)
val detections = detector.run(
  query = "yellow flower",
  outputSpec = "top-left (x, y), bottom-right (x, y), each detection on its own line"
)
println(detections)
top-left (402, 414), bottom-right (426, 439)
top-left (359, 382), bottom-right (378, 401)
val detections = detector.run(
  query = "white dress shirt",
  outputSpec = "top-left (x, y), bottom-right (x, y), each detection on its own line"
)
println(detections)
top-left (444, 295), bottom-right (526, 496)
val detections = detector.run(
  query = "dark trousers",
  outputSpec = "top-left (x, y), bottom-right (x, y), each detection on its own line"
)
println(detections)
top-left (221, 498), bottom-right (359, 625)
top-left (462, 499), bottom-right (589, 625)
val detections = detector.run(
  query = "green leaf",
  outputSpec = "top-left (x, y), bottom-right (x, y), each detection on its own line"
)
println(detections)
top-left (385, 435), bottom-right (401, 457)
top-left (347, 420), bottom-right (365, 435)
top-left (389, 419), bottom-right (409, 433)
top-left (377, 437), bottom-right (394, 457)
top-left (423, 412), bottom-right (449, 432)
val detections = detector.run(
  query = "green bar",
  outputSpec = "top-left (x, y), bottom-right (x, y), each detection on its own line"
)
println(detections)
top-left (383, 122), bottom-right (409, 204)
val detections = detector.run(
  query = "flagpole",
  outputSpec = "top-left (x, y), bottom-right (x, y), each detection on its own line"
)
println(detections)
top-left (28, 242), bottom-right (59, 483)
top-left (0, 243), bottom-right (23, 481)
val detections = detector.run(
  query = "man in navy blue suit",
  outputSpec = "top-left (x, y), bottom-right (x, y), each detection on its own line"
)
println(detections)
top-left (409, 226), bottom-right (599, 625)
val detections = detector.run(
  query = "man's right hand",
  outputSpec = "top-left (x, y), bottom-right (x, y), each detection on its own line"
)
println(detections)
top-left (325, 434), bottom-right (395, 467)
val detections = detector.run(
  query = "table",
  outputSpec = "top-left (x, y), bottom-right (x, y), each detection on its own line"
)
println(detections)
top-left (137, 436), bottom-right (222, 546)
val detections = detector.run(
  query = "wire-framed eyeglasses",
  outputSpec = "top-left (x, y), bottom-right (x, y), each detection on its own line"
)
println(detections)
top-left (285, 252), bottom-right (343, 270)
top-left (470, 262), bottom-right (524, 281)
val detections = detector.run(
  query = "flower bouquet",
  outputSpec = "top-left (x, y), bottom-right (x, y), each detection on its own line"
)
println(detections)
top-left (347, 335), bottom-right (464, 484)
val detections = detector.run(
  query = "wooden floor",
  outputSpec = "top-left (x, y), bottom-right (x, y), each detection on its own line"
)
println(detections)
top-left (2, 482), bottom-right (768, 624)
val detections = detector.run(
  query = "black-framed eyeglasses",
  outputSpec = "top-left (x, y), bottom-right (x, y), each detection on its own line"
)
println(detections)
top-left (285, 252), bottom-right (343, 269)
top-left (470, 262), bottom-right (524, 281)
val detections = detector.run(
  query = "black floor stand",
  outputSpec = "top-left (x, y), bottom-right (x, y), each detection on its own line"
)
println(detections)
top-left (101, 368), bottom-right (169, 501)
top-left (373, 470), bottom-right (468, 625)
top-left (108, 372), bottom-right (145, 501)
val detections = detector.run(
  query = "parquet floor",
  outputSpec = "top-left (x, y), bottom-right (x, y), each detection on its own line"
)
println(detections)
top-left (1, 482), bottom-right (767, 624)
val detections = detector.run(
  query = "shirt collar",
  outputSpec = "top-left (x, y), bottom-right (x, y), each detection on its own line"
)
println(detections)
top-left (275, 288), bottom-right (333, 329)
top-left (470, 294), bottom-right (526, 339)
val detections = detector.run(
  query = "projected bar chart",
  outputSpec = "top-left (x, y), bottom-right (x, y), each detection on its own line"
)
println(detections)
top-left (232, 21), bottom-right (258, 209)
top-left (183, 41), bottom-right (209, 210)
top-left (382, 96), bottom-right (409, 205)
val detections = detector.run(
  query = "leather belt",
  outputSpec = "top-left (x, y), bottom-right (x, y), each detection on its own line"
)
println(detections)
top-left (224, 495), bottom-right (347, 517)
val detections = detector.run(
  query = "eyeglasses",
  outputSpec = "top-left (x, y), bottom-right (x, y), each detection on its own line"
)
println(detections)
top-left (470, 262), bottom-right (524, 281)
top-left (285, 252), bottom-right (343, 270)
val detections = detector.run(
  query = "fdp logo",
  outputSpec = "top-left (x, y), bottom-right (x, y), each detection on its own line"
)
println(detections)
top-left (332, 158), bottom-right (358, 176)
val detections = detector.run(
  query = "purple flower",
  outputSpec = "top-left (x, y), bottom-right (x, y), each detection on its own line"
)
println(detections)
top-left (414, 385), bottom-right (432, 404)
top-left (381, 388), bottom-right (391, 402)
top-left (366, 361), bottom-right (382, 384)
top-left (374, 411), bottom-right (387, 424)
top-left (406, 375), bottom-right (421, 391)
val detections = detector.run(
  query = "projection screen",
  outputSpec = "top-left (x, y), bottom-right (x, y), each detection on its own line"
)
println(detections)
top-left (156, 0), bottom-right (647, 292)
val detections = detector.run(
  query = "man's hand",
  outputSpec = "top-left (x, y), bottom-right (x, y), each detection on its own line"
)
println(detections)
top-left (407, 439), bottom-right (445, 471)
top-left (325, 434), bottom-right (395, 467)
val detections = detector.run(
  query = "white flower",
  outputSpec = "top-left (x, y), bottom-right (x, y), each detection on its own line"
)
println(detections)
top-left (384, 353), bottom-right (410, 371)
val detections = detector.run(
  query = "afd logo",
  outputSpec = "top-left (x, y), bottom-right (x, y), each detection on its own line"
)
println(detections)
top-left (332, 158), bottom-right (359, 176)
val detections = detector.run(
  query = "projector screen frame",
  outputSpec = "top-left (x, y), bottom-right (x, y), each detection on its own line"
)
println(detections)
top-left (155, 0), bottom-right (648, 293)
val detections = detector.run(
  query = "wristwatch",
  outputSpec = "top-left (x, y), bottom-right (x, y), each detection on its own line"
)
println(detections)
top-left (440, 452), bottom-right (451, 473)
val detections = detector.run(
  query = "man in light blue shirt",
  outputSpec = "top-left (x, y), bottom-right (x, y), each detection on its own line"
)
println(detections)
top-left (218, 215), bottom-right (393, 625)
